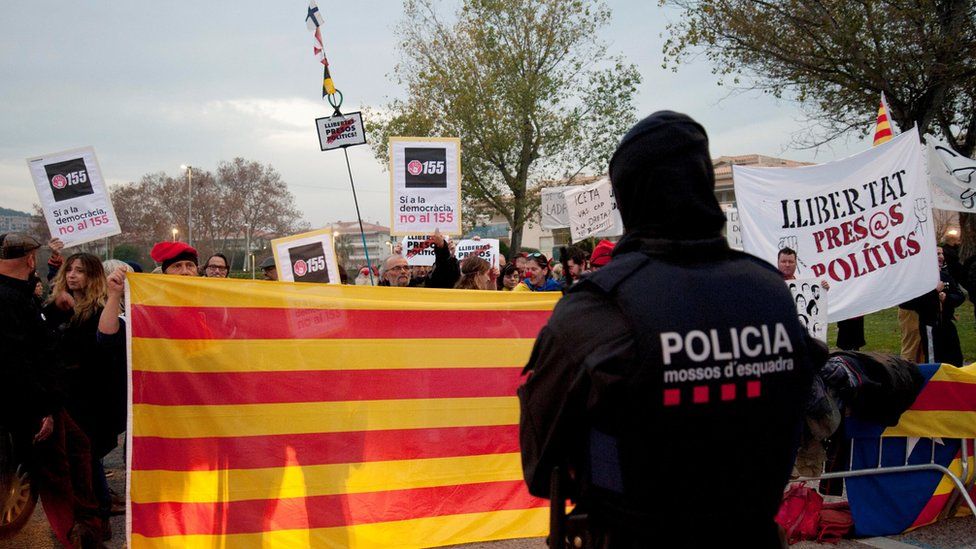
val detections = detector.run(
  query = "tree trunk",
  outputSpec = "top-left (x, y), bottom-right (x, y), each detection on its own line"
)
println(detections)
top-left (960, 213), bottom-right (976, 263)
top-left (509, 225), bottom-right (524, 259)
top-left (509, 194), bottom-right (527, 257)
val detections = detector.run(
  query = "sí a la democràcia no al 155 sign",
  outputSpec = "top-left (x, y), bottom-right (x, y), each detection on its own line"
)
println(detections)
top-left (27, 146), bottom-right (121, 247)
top-left (389, 137), bottom-right (461, 236)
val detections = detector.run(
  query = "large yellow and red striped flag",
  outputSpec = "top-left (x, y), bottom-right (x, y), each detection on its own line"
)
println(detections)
top-left (125, 274), bottom-right (559, 548)
top-left (873, 92), bottom-right (897, 146)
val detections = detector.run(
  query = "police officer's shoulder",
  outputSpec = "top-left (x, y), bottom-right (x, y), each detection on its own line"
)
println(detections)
top-left (569, 252), bottom-right (650, 296)
top-left (545, 284), bottom-right (630, 351)
top-left (727, 249), bottom-right (789, 278)
top-left (545, 254), bottom-right (644, 342)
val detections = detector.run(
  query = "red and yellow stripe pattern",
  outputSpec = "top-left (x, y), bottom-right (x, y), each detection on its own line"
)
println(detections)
top-left (125, 274), bottom-right (559, 548)
top-left (873, 95), bottom-right (894, 146)
top-left (906, 440), bottom-right (975, 531)
top-left (885, 363), bottom-right (976, 531)
top-left (883, 363), bottom-right (976, 439)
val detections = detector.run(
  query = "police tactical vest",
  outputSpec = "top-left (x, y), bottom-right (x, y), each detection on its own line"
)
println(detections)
top-left (571, 244), bottom-right (816, 535)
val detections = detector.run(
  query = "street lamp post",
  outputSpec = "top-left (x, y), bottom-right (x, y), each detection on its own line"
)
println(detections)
top-left (181, 164), bottom-right (193, 247)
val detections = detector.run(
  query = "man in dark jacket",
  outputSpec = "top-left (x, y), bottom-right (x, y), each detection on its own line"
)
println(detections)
top-left (901, 246), bottom-right (966, 366)
top-left (0, 233), bottom-right (102, 547)
top-left (380, 232), bottom-right (460, 288)
top-left (0, 233), bottom-right (57, 445)
top-left (518, 112), bottom-right (827, 548)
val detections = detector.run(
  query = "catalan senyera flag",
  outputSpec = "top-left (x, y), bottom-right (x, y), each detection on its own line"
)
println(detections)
top-left (872, 92), bottom-right (897, 146)
top-left (125, 274), bottom-right (559, 548)
top-left (845, 362), bottom-right (976, 536)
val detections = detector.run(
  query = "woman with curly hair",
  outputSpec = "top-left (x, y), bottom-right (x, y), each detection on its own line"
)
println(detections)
top-left (45, 252), bottom-right (125, 539)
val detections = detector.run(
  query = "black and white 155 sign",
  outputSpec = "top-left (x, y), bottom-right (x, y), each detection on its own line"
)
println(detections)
top-left (389, 137), bottom-right (462, 237)
top-left (45, 157), bottom-right (94, 202)
top-left (269, 228), bottom-right (341, 284)
top-left (288, 241), bottom-right (330, 283)
top-left (404, 147), bottom-right (448, 188)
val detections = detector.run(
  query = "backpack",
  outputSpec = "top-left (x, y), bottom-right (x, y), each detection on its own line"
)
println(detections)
top-left (775, 483), bottom-right (823, 544)
top-left (817, 501), bottom-right (854, 543)
top-left (775, 484), bottom-right (855, 544)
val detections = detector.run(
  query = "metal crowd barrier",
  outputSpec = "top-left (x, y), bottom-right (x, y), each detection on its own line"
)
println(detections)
top-left (798, 436), bottom-right (976, 520)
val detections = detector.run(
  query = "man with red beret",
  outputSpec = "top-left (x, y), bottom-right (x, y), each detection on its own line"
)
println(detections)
top-left (150, 242), bottom-right (199, 276)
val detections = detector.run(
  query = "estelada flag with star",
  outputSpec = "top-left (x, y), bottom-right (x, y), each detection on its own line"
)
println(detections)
top-left (306, 0), bottom-right (336, 97)
top-left (872, 92), bottom-right (898, 146)
top-left (844, 362), bottom-right (976, 536)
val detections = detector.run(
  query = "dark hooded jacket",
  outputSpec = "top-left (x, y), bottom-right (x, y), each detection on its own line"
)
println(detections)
top-left (518, 111), bottom-right (826, 548)
top-left (0, 273), bottom-right (61, 436)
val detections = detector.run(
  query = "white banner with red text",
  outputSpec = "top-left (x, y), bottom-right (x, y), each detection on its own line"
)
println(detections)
top-left (734, 127), bottom-right (938, 322)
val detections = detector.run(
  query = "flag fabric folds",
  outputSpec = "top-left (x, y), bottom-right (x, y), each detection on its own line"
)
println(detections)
top-left (305, 0), bottom-right (336, 96)
top-left (125, 274), bottom-right (558, 548)
top-left (844, 363), bottom-right (976, 536)
top-left (305, 1), bottom-right (324, 31)
top-left (323, 64), bottom-right (336, 98)
top-left (872, 92), bottom-right (897, 146)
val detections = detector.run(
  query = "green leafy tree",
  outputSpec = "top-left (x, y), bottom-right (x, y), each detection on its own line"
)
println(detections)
top-left (369, 0), bottom-right (640, 254)
top-left (663, 0), bottom-right (976, 256)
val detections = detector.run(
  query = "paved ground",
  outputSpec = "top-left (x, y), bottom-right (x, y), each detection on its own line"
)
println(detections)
top-left (0, 443), bottom-right (126, 549)
top-left (451, 520), bottom-right (976, 549)
top-left (3, 445), bottom-right (973, 548)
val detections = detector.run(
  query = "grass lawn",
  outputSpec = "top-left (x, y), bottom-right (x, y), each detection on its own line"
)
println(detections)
top-left (827, 301), bottom-right (976, 365)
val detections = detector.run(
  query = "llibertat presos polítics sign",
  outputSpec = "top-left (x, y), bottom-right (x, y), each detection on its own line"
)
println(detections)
top-left (734, 127), bottom-right (938, 322)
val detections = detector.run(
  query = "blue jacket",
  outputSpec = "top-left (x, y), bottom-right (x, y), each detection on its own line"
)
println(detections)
top-left (519, 277), bottom-right (563, 292)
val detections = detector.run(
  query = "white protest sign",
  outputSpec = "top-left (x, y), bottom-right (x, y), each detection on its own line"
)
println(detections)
top-left (734, 127), bottom-right (938, 322)
top-left (316, 111), bottom-right (367, 151)
top-left (725, 207), bottom-right (743, 251)
top-left (565, 179), bottom-right (618, 242)
top-left (400, 235), bottom-right (437, 266)
top-left (26, 146), bottom-right (120, 247)
top-left (541, 186), bottom-right (571, 229)
top-left (454, 238), bottom-right (500, 268)
top-left (925, 134), bottom-right (976, 214)
top-left (271, 227), bottom-right (340, 283)
top-left (598, 183), bottom-right (625, 238)
top-left (545, 180), bottom-right (623, 238)
top-left (787, 278), bottom-right (828, 342)
top-left (389, 137), bottom-right (461, 236)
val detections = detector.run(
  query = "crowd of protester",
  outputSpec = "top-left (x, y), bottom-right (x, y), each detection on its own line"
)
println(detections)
top-left (0, 229), bottom-right (619, 546)
top-left (1, 235), bottom-right (128, 548)
top-left (2, 202), bottom-right (975, 547)
top-left (366, 235), bottom-right (618, 292)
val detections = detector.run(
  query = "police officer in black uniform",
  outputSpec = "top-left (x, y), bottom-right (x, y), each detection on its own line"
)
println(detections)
top-left (519, 112), bottom-right (827, 548)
